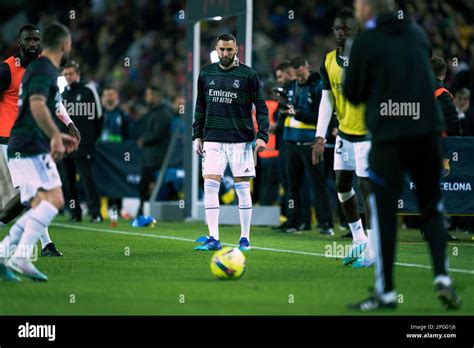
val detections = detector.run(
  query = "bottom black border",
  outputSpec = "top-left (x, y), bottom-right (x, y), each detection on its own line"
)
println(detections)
top-left (0, 315), bottom-right (472, 346)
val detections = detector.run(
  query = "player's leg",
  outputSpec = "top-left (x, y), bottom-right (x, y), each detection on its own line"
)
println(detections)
top-left (234, 176), bottom-right (252, 250)
top-left (353, 140), bottom-right (376, 268)
top-left (334, 137), bottom-right (365, 238)
top-left (229, 142), bottom-right (255, 250)
top-left (406, 135), bottom-right (461, 309)
top-left (334, 136), bottom-right (368, 264)
top-left (195, 142), bottom-right (226, 250)
top-left (0, 209), bottom-right (32, 281)
top-left (8, 154), bottom-right (64, 281)
top-left (349, 142), bottom-right (401, 311)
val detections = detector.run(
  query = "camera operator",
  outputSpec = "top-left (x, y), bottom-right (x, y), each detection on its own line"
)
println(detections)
top-left (281, 57), bottom-right (334, 234)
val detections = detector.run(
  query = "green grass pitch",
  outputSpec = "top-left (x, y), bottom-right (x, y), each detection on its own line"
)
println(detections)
top-left (0, 216), bottom-right (472, 315)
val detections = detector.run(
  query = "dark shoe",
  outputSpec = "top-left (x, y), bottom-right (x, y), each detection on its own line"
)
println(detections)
top-left (41, 243), bottom-right (63, 257)
top-left (435, 283), bottom-right (462, 310)
top-left (90, 215), bottom-right (103, 223)
top-left (285, 226), bottom-right (301, 234)
top-left (272, 222), bottom-right (289, 230)
top-left (318, 223), bottom-right (335, 236)
top-left (348, 295), bottom-right (397, 312)
top-left (341, 231), bottom-right (353, 239)
top-left (68, 215), bottom-right (82, 222)
top-left (447, 233), bottom-right (459, 242)
top-left (298, 222), bottom-right (311, 231)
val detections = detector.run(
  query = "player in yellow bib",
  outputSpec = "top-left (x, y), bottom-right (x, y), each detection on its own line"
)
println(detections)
top-left (312, 8), bottom-right (374, 268)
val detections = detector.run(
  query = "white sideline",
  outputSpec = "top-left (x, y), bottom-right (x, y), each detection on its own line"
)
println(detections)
top-left (51, 223), bottom-right (474, 275)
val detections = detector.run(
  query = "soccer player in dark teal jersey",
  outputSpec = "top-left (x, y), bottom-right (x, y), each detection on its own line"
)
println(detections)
top-left (193, 33), bottom-right (269, 251)
top-left (0, 22), bottom-right (77, 281)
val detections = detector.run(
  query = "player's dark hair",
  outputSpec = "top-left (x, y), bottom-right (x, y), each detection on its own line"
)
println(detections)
top-left (102, 84), bottom-right (117, 92)
top-left (275, 61), bottom-right (292, 72)
top-left (290, 56), bottom-right (308, 69)
top-left (336, 8), bottom-right (355, 20)
top-left (18, 24), bottom-right (40, 37)
top-left (63, 60), bottom-right (80, 74)
top-left (216, 33), bottom-right (237, 45)
top-left (430, 56), bottom-right (447, 77)
top-left (42, 22), bottom-right (70, 50)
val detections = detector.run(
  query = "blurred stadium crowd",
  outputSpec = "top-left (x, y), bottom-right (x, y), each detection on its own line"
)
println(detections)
top-left (0, 0), bottom-right (473, 229)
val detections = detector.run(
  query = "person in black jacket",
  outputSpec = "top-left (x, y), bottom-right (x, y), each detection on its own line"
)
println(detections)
top-left (136, 85), bottom-right (173, 216)
top-left (430, 56), bottom-right (460, 136)
top-left (344, 0), bottom-right (461, 311)
top-left (280, 56), bottom-right (333, 234)
top-left (60, 60), bottom-right (103, 222)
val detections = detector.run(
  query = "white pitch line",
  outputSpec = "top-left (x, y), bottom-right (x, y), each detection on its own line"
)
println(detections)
top-left (51, 223), bottom-right (474, 275)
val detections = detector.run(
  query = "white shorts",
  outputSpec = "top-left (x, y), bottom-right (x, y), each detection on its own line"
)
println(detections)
top-left (8, 153), bottom-right (62, 205)
top-left (333, 135), bottom-right (371, 177)
top-left (0, 144), bottom-right (17, 210)
top-left (202, 142), bottom-right (256, 177)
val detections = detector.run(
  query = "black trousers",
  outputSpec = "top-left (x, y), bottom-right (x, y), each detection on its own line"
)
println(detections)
top-left (58, 156), bottom-right (101, 218)
top-left (258, 157), bottom-right (280, 205)
top-left (285, 141), bottom-right (333, 227)
top-left (138, 166), bottom-right (159, 215)
top-left (369, 134), bottom-right (448, 294)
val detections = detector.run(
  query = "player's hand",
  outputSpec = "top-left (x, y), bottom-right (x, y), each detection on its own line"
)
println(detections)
top-left (255, 138), bottom-right (266, 152)
top-left (194, 138), bottom-right (203, 156)
top-left (51, 133), bottom-right (78, 161)
top-left (67, 123), bottom-right (81, 145)
top-left (311, 136), bottom-right (326, 165)
top-left (61, 133), bottom-right (79, 154)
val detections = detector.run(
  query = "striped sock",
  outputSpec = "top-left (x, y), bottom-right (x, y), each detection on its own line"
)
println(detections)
top-left (204, 179), bottom-right (221, 240)
top-left (235, 181), bottom-right (252, 240)
top-left (14, 201), bottom-right (58, 259)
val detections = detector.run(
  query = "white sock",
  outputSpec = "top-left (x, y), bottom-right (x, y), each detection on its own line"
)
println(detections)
top-left (434, 274), bottom-right (452, 287)
top-left (0, 210), bottom-right (32, 261)
top-left (14, 201), bottom-right (58, 259)
top-left (349, 219), bottom-right (367, 243)
top-left (39, 228), bottom-right (52, 248)
top-left (235, 181), bottom-right (252, 240)
top-left (204, 179), bottom-right (220, 240)
top-left (365, 229), bottom-right (375, 259)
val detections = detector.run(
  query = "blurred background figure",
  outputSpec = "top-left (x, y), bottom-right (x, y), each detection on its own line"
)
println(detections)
top-left (136, 85), bottom-right (174, 216)
top-left (454, 88), bottom-right (473, 135)
top-left (100, 86), bottom-right (130, 211)
top-left (60, 60), bottom-right (103, 223)
top-left (101, 86), bottom-right (129, 143)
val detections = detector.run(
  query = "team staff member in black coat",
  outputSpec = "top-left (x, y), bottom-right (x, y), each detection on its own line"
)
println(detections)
top-left (60, 60), bottom-right (103, 222)
top-left (136, 85), bottom-right (173, 216)
top-left (430, 56), bottom-right (460, 136)
top-left (281, 57), bottom-right (334, 235)
top-left (344, 0), bottom-right (461, 311)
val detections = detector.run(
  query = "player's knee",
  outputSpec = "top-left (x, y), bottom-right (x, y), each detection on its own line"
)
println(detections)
top-left (203, 174), bottom-right (221, 182)
top-left (336, 179), bottom-right (352, 194)
top-left (335, 172), bottom-right (353, 193)
top-left (337, 188), bottom-right (355, 203)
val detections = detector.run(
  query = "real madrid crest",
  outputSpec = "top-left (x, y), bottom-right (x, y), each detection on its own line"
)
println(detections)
top-left (233, 80), bottom-right (240, 89)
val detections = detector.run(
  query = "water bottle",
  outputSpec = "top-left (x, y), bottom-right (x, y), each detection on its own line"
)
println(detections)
top-left (110, 206), bottom-right (118, 228)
